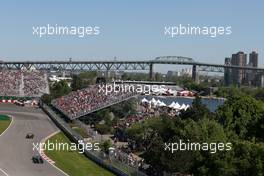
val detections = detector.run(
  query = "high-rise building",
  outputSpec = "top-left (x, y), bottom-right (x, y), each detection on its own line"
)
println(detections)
top-left (249, 51), bottom-right (258, 67)
top-left (231, 51), bottom-right (247, 85)
top-left (247, 51), bottom-right (258, 85)
top-left (224, 51), bottom-right (260, 86)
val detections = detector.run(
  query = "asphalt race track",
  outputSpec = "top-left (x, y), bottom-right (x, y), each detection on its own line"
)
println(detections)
top-left (0, 103), bottom-right (66, 176)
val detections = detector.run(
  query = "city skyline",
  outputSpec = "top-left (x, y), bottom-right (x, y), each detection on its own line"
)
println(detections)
top-left (0, 2), bottom-right (264, 176)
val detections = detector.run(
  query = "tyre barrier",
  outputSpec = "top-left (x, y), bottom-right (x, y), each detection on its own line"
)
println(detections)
top-left (0, 99), bottom-right (16, 103)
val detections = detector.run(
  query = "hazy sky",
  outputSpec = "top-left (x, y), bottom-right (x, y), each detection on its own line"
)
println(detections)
top-left (0, 0), bottom-right (263, 72)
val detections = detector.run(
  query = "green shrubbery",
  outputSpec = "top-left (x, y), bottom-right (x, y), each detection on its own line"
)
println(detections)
top-left (126, 92), bottom-right (264, 175)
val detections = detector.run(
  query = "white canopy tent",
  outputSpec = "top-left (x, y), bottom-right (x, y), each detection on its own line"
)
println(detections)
top-left (150, 98), bottom-right (157, 104)
top-left (185, 104), bottom-right (190, 110)
top-left (174, 102), bottom-right (181, 109)
top-left (168, 101), bottom-right (176, 108)
top-left (180, 103), bottom-right (186, 110)
top-left (141, 98), bottom-right (191, 112)
top-left (141, 98), bottom-right (149, 103)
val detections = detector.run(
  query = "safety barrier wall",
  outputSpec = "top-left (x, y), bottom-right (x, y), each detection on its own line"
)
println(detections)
top-left (40, 100), bottom-right (131, 176)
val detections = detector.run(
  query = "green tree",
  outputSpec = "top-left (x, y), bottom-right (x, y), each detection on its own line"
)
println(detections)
top-left (99, 140), bottom-right (112, 154)
top-left (41, 93), bottom-right (52, 105)
top-left (179, 95), bottom-right (211, 121)
top-left (95, 109), bottom-right (114, 134)
top-left (71, 74), bottom-right (83, 91)
top-left (50, 80), bottom-right (71, 99)
top-left (137, 116), bottom-right (230, 175)
top-left (184, 118), bottom-right (234, 176)
top-left (154, 72), bottom-right (163, 81)
top-left (71, 71), bottom-right (98, 91)
top-left (231, 140), bottom-right (264, 176)
top-left (254, 88), bottom-right (264, 102)
top-left (121, 72), bottom-right (129, 80)
top-left (110, 98), bottom-right (137, 118)
top-left (216, 91), bottom-right (264, 140)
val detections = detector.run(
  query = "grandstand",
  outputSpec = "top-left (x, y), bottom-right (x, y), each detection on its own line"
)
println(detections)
top-left (52, 84), bottom-right (137, 119)
top-left (0, 70), bottom-right (49, 97)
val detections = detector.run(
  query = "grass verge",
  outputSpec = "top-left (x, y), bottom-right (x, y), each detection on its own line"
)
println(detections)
top-left (45, 132), bottom-right (115, 176)
top-left (0, 115), bottom-right (11, 135)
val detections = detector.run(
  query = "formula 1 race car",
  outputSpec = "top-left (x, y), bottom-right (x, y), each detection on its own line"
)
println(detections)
top-left (32, 154), bottom-right (44, 164)
top-left (26, 133), bottom-right (34, 139)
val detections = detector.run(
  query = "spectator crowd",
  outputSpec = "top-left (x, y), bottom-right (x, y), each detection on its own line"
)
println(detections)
top-left (115, 113), bottom-right (152, 128)
top-left (52, 84), bottom-right (137, 119)
top-left (0, 70), bottom-right (21, 96)
top-left (0, 70), bottom-right (49, 97)
top-left (23, 71), bottom-right (49, 97)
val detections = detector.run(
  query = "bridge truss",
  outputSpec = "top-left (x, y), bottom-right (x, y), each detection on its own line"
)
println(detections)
top-left (0, 61), bottom-right (151, 71)
top-left (1, 56), bottom-right (264, 82)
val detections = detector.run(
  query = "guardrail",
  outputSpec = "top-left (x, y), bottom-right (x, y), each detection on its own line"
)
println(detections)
top-left (40, 100), bottom-right (141, 176)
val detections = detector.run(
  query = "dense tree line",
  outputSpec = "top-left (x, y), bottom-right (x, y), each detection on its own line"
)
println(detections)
top-left (71, 71), bottom-right (98, 91)
top-left (126, 93), bottom-right (264, 176)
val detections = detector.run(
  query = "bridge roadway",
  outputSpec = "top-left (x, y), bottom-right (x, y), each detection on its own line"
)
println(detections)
top-left (1, 59), bottom-right (264, 71)
top-left (0, 103), bottom-right (66, 176)
top-left (1, 57), bottom-right (264, 82)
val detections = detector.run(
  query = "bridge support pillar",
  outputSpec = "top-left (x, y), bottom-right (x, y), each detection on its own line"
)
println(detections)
top-left (62, 71), bottom-right (66, 77)
top-left (149, 63), bottom-right (153, 81)
top-left (192, 65), bottom-right (199, 83)
top-left (105, 69), bottom-right (111, 78)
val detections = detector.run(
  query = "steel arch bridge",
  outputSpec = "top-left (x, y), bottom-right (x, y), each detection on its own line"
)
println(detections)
top-left (1, 56), bottom-right (264, 82)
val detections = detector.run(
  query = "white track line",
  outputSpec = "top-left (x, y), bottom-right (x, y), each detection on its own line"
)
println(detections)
top-left (0, 114), bottom-right (13, 137)
top-left (0, 113), bottom-right (67, 176)
top-left (0, 168), bottom-right (9, 176)
top-left (38, 130), bottom-right (69, 176)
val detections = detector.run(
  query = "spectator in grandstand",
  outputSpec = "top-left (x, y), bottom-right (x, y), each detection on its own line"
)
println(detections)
top-left (52, 84), bottom-right (136, 119)
top-left (0, 70), bottom-right (49, 97)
